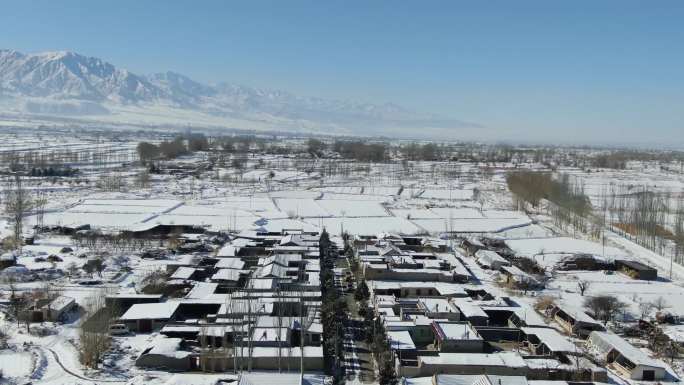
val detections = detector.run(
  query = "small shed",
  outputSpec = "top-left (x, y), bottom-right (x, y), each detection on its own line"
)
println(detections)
top-left (462, 238), bottom-right (486, 256)
top-left (44, 296), bottom-right (77, 322)
top-left (476, 250), bottom-right (510, 270)
top-left (521, 327), bottom-right (578, 355)
top-left (500, 266), bottom-right (542, 289)
top-left (551, 304), bottom-right (605, 338)
top-left (588, 331), bottom-right (668, 380)
top-left (136, 336), bottom-right (194, 371)
top-left (0, 253), bottom-right (16, 269)
top-left (615, 259), bottom-right (657, 280)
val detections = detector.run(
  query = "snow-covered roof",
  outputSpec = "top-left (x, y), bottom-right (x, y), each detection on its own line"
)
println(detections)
top-left (522, 327), bottom-right (577, 353)
top-left (161, 325), bottom-right (201, 334)
top-left (164, 373), bottom-right (239, 385)
top-left (260, 254), bottom-right (302, 266)
top-left (170, 266), bottom-right (195, 280)
top-left (419, 298), bottom-right (456, 313)
top-left (217, 244), bottom-right (240, 257)
top-left (500, 265), bottom-right (535, 280)
top-left (214, 257), bottom-right (245, 270)
top-left (435, 375), bottom-right (529, 385)
top-left (554, 304), bottom-right (601, 325)
top-left (211, 268), bottom-right (243, 282)
top-left (143, 336), bottom-right (191, 359)
top-left (107, 293), bottom-right (163, 299)
top-left (256, 263), bottom-right (290, 278)
top-left (121, 302), bottom-right (180, 320)
top-left (239, 372), bottom-right (325, 385)
top-left (480, 304), bottom-right (547, 327)
top-left (451, 298), bottom-right (489, 319)
top-left (388, 330), bottom-right (416, 350)
top-left (371, 280), bottom-right (468, 296)
top-left (420, 352), bottom-right (526, 368)
top-left (185, 282), bottom-right (218, 299)
top-left (433, 322), bottom-right (482, 341)
top-left (247, 278), bottom-right (277, 290)
top-left (588, 331), bottom-right (666, 369)
top-left (47, 296), bottom-right (75, 312)
top-left (475, 250), bottom-right (509, 265)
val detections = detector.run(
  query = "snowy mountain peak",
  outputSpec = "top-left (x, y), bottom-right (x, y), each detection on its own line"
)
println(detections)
top-left (0, 49), bottom-right (478, 137)
top-left (0, 49), bottom-right (163, 102)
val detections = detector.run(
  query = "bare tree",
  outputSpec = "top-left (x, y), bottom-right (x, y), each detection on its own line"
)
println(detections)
top-left (534, 295), bottom-right (556, 312)
top-left (577, 280), bottom-right (591, 296)
top-left (584, 295), bottom-right (627, 324)
top-left (79, 289), bottom-right (115, 369)
top-left (34, 191), bottom-right (48, 234)
top-left (7, 277), bottom-right (27, 328)
top-left (4, 174), bottom-right (33, 249)
top-left (135, 170), bottom-right (151, 188)
top-left (652, 296), bottom-right (669, 312)
top-left (639, 301), bottom-right (654, 320)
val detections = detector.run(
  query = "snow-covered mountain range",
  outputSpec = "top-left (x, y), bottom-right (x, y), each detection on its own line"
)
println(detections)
top-left (0, 49), bottom-right (478, 136)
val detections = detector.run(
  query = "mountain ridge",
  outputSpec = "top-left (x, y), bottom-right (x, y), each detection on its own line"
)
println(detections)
top-left (0, 49), bottom-right (480, 137)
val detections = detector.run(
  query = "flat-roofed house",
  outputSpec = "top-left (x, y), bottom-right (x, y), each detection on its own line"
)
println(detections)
top-left (432, 321), bottom-right (485, 353)
top-left (450, 298), bottom-right (489, 326)
top-left (120, 302), bottom-right (181, 332)
top-left (416, 352), bottom-right (527, 377)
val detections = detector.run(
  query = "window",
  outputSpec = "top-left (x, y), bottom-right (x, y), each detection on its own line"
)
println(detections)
top-left (642, 370), bottom-right (655, 381)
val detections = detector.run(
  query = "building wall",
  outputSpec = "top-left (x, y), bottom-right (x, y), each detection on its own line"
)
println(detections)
top-left (418, 363), bottom-right (527, 377)
top-left (437, 339), bottom-right (485, 353)
top-left (124, 319), bottom-right (169, 333)
top-left (136, 354), bottom-right (193, 371)
top-left (628, 365), bottom-right (666, 381)
top-left (364, 268), bottom-right (454, 283)
top-left (202, 354), bottom-right (324, 371)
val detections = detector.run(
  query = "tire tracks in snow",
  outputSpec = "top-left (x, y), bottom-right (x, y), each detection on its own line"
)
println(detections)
top-left (44, 347), bottom-right (127, 383)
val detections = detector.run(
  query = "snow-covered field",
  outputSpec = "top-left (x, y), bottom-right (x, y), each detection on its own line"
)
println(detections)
top-left (1, 130), bottom-right (684, 384)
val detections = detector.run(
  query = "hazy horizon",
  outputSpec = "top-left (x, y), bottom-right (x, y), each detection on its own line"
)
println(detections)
top-left (2, 1), bottom-right (684, 144)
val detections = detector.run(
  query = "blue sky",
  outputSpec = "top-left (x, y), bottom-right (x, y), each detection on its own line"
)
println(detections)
top-left (1, 1), bottom-right (683, 144)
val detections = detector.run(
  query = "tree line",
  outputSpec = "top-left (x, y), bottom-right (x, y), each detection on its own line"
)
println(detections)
top-left (319, 229), bottom-right (347, 383)
top-left (507, 171), bottom-right (592, 234)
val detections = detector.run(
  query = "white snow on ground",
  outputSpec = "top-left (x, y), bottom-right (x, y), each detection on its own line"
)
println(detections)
top-left (548, 270), bottom-right (684, 317)
top-left (412, 217), bottom-right (532, 233)
top-left (419, 188), bottom-right (473, 200)
top-left (316, 199), bottom-right (389, 217)
top-left (506, 237), bottom-right (624, 258)
top-left (0, 351), bottom-right (33, 379)
top-left (275, 198), bottom-right (330, 218)
top-left (304, 216), bottom-right (422, 235)
top-left (2, 131), bottom-right (684, 384)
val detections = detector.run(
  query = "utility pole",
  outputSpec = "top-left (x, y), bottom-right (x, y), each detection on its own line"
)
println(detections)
top-left (299, 284), bottom-right (305, 382)
top-left (246, 273), bottom-right (253, 372)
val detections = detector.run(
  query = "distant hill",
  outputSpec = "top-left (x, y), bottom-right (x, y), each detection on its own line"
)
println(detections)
top-left (0, 49), bottom-right (479, 137)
